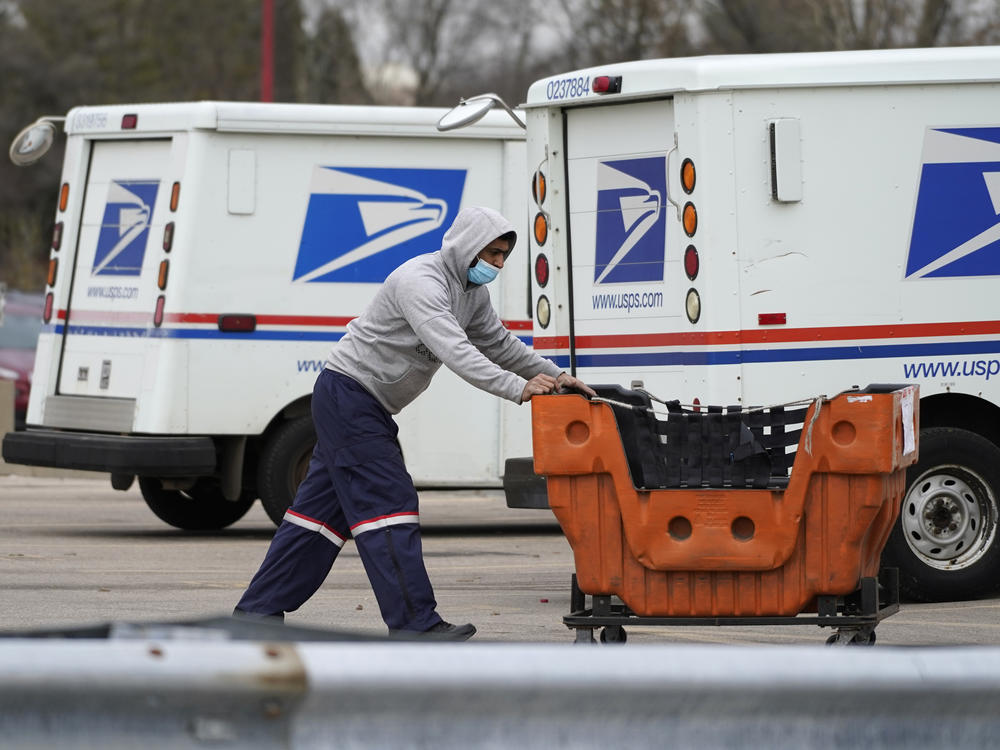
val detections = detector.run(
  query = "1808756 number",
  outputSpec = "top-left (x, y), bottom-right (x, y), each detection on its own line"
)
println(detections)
top-left (545, 76), bottom-right (591, 101)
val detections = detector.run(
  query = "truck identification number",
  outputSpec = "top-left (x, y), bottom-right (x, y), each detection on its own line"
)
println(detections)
top-left (546, 76), bottom-right (591, 101)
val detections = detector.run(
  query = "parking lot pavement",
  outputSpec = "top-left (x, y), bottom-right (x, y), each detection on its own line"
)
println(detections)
top-left (2, 474), bottom-right (999, 646)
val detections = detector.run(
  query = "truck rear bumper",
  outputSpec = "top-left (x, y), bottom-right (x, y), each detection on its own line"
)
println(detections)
top-left (2, 429), bottom-right (217, 476)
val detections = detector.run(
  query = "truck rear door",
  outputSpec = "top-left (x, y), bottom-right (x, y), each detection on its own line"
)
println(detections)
top-left (563, 99), bottom-right (681, 386)
top-left (57, 139), bottom-right (171, 416)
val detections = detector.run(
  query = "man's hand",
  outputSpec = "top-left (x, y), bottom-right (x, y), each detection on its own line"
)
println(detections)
top-left (520, 372), bottom-right (598, 402)
top-left (556, 372), bottom-right (597, 398)
top-left (521, 373), bottom-right (558, 402)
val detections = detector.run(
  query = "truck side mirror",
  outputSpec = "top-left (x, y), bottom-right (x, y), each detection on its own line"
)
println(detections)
top-left (437, 93), bottom-right (525, 132)
top-left (9, 118), bottom-right (63, 167)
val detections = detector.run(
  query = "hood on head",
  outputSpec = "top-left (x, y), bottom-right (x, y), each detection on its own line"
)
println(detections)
top-left (438, 206), bottom-right (517, 284)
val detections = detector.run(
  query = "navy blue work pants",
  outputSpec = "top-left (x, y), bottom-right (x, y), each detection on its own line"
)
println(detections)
top-left (236, 368), bottom-right (441, 632)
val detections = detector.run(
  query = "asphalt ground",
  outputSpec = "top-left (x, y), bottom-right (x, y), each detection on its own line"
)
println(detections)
top-left (2, 474), bottom-right (1000, 646)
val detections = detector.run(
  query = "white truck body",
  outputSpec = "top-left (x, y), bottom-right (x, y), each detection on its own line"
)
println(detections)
top-left (518, 46), bottom-right (1000, 600)
top-left (4, 101), bottom-right (532, 527)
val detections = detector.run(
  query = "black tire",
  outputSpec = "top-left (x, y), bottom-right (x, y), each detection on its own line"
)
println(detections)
top-left (825, 628), bottom-right (875, 646)
top-left (881, 427), bottom-right (1000, 602)
top-left (138, 477), bottom-right (255, 531)
top-left (258, 415), bottom-right (316, 526)
top-left (599, 625), bottom-right (627, 643)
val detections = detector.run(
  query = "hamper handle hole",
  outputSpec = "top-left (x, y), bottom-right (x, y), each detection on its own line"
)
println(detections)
top-left (668, 516), bottom-right (692, 540)
top-left (731, 516), bottom-right (756, 541)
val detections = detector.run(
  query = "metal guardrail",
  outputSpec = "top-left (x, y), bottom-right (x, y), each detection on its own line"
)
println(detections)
top-left (2, 625), bottom-right (1000, 748)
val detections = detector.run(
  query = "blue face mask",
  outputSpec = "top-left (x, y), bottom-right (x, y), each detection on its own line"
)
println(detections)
top-left (467, 258), bottom-right (500, 285)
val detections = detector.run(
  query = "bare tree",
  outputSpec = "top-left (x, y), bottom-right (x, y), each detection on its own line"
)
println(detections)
top-left (698, 0), bottom-right (967, 53)
top-left (554, 0), bottom-right (695, 67)
top-left (329, 0), bottom-right (550, 106)
top-left (303, 5), bottom-right (372, 103)
top-left (948, 0), bottom-right (1000, 44)
top-left (0, 0), bottom-right (306, 291)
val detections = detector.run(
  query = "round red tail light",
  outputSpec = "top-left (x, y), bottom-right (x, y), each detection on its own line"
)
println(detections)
top-left (684, 245), bottom-right (699, 280)
top-left (535, 253), bottom-right (549, 287)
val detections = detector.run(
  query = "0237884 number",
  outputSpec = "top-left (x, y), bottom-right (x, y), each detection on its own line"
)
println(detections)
top-left (545, 76), bottom-right (591, 101)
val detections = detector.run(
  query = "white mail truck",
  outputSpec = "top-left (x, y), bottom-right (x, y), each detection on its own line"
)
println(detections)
top-left (468, 46), bottom-right (1000, 602)
top-left (2, 102), bottom-right (532, 530)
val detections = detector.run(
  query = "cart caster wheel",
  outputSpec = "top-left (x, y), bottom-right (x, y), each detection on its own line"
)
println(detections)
top-left (826, 628), bottom-right (876, 646)
top-left (856, 629), bottom-right (876, 646)
top-left (600, 625), bottom-right (627, 643)
top-left (573, 628), bottom-right (596, 644)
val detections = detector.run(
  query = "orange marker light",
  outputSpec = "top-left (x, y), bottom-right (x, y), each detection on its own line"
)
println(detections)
top-left (59, 183), bottom-right (70, 212)
top-left (47, 258), bottom-right (58, 287)
top-left (683, 203), bottom-right (698, 237)
top-left (170, 182), bottom-right (181, 212)
top-left (681, 158), bottom-right (696, 193)
top-left (532, 170), bottom-right (547, 204)
top-left (157, 260), bottom-right (169, 290)
top-left (533, 212), bottom-right (548, 246)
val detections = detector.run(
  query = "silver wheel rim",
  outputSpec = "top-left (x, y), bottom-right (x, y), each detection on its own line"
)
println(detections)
top-left (901, 466), bottom-right (998, 571)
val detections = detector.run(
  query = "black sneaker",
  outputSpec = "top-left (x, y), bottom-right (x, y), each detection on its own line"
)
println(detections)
top-left (232, 607), bottom-right (284, 622)
top-left (390, 620), bottom-right (477, 641)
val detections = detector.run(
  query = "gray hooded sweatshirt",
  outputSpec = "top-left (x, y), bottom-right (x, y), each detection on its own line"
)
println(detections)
top-left (324, 206), bottom-right (563, 414)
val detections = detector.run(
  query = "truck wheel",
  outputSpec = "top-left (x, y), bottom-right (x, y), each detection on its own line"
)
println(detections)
top-left (258, 415), bottom-right (316, 526)
top-left (880, 427), bottom-right (1000, 602)
top-left (138, 477), bottom-right (255, 531)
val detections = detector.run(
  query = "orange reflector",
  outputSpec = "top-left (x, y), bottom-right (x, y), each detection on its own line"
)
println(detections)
top-left (170, 182), bottom-right (181, 212)
top-left (43, 293), bottom-right (54, 323)
top-left (154, 295), bottom-right (165, 327)
top-left (52, 221), bottom-right (63, 251)
top-left (533, 212), bottom-right (548, 246)
top-left (59, 183), bottom-right (69, 212)
top-left (162, 222), bottom-right (174, 252)
top-left (758, 312), bottom-right (787, 325)
top-left (157, 260), bottom-right (169, 290)
top-left (682, 202), bottom-right (697, 236)
top-left (532, 170), bottom-right (547, 204)
top-left (681, 158), bottom-right (696, 193)
top-left (47, 258), bottom-right (58, 287)
top-left (218, 314), bottom-right (257, 333)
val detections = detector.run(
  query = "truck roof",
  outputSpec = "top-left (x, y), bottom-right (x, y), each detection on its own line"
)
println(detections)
top-left (525, 45), bottom-right (1000, 107)
top-left (62, 101), bottom-right (525, 140)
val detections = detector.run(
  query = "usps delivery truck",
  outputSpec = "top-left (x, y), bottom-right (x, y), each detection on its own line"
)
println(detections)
top-left (2, 102), bottom-right (532, 530)
top-left (479, 46), bottom-right (1000, 602)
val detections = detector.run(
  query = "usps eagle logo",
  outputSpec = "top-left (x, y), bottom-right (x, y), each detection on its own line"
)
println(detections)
top-left (906, 127), bottom-right (1000, 278)
top-left (92, 180), bottom-right (159, 276)
top-left (293, 166), bottom-right (467, 283)
top-left (594, 156), bottom-right (666, 284)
